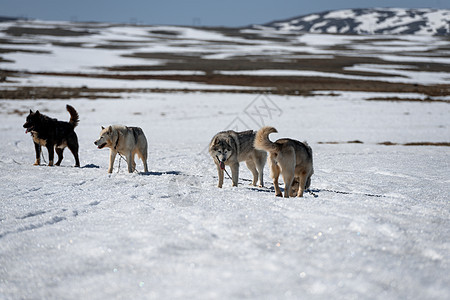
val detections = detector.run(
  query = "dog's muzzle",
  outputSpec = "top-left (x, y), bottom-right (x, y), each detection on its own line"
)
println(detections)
top-left (94, 141), bottom-right (107, 149)
top-left (216, 155), bottom-right (226, 170)
top-left (23, 123), bottom-right (33, 133)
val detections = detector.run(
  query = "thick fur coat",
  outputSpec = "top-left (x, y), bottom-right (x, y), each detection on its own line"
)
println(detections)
top-left (254, 126), bottom-right (313, 197)
top-left (209, 130), bottom-right (267, 188)
top-left (23, 105), bottom-right (80, 167)
top-left (94, 125), bottom-right (149, 173)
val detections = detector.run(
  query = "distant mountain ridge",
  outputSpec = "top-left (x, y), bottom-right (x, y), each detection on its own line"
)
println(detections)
top-left (255, 8), bottom-right (450, 36)
top-left (0, 16), bottom-right (23, 22)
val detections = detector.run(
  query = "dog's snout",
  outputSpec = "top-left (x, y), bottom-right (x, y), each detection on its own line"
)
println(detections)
top-left (94, 141), bottom-right (97, 145)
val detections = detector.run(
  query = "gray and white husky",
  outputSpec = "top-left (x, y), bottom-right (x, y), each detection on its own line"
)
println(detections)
top-left (209, 130), bottom-right (267, 188)
top-left (94, 125), bottom-right (149, 173)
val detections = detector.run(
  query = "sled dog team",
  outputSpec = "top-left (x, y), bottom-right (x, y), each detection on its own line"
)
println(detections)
top-left (23, 105), bottom-right (314, 198)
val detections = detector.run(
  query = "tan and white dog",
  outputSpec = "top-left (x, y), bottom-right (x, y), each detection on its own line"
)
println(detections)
top-left (254, 126), bottom-right (313, 198)
top-left (94, 125), bottom-right (148, 173)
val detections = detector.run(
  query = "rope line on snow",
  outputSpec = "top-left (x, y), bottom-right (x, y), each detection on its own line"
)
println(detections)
top-left (116, 153), bottom-right (139, 174)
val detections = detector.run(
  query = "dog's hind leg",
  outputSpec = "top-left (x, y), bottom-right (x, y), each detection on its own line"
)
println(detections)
top-left (296, 171), bottom-right (309, 197)
top-left (126, 152), bottom-right (134, 173)
top-left (34, 142), bottom-right (41, 165)
top-left (68, 141), bottom-right (80, 167)
top-left (290, 178), bottom-right (300, 197)
top-left (46, 145), bottom-right (54, 166)
top-left (245, 160), bottom-right (258, 186)
top-left (255, 152), bottom-right (266, 187)
top-left (138, 150), bottom-right (149, 173)
top-left (143, 159), bottom-right (148, 173)
top-left (269, 155), bottom-right (282, 197)
top-left (282, 169), bottom-right (295, 198)
top-left (131, 153), bottom-right (137, 172)
top-left (55, 148), bottom-right (64, 166)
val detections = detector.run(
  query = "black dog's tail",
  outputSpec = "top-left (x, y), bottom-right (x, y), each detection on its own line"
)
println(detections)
top-left (66, 105), bottom-right (79, 128)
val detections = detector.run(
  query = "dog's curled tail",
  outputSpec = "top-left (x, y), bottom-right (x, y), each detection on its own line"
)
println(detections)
top-left (66, 105), bottom-right (79, 128)
top-left (254, 126), bottom-right (279, 152)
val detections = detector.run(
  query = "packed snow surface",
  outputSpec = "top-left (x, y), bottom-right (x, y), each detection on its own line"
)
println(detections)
top-left (0, 93), bottom-right (449, 299)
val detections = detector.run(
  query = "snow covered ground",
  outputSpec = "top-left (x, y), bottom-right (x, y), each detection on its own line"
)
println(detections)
top-left (0, 92), bottom-right (449, 299)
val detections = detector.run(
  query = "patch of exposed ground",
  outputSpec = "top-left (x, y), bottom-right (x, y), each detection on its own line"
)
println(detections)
top-left (366, 97), bottom-right (449, 103)
top-left (0, 86), bottom-right (272, 100)
top-left (2, 26), bottom-right (95, 37)
top-left (1, 70), bottom-right (448, 99)
top-left (378, 141), bottom-right (450, 147)
top-left (27, 72), bottom-right (450, 97)
top-left (118, 51), bottom-right (450, 74)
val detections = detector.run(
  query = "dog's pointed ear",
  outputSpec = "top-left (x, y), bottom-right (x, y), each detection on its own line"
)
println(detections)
top-left (35, 110), bottom-right (40, 115)
top-left (107, 126), bottom-right (111, 132)
top-left (101, 126), bottom-right (105, 130)
top-left (29, 109), bottom-right (33, 114)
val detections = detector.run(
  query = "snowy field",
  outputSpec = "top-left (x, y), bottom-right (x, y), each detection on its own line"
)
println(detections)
top-left (0, 19), bottom-right (449, 300)
top-left (0, 92), bottom-right (449, 299)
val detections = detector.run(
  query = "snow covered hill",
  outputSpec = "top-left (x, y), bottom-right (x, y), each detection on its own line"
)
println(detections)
top-left (255, 8), bottom-right (450, 36)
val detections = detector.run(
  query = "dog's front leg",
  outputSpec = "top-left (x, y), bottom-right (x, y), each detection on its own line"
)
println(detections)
top-left (216, 163), bottom-right (224, 188)
top-left (108, 150), bottom-right (117, 173)
top-left (34, 142), bottom-right (41, 165)
top-left (46, 145), bottom-right (54, 166)
top-left (230, 162), bottom-right (239, 187)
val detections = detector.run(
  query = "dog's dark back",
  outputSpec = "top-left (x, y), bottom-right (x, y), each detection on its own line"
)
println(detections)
top-left (25, 111), bottom-right (77, 145)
